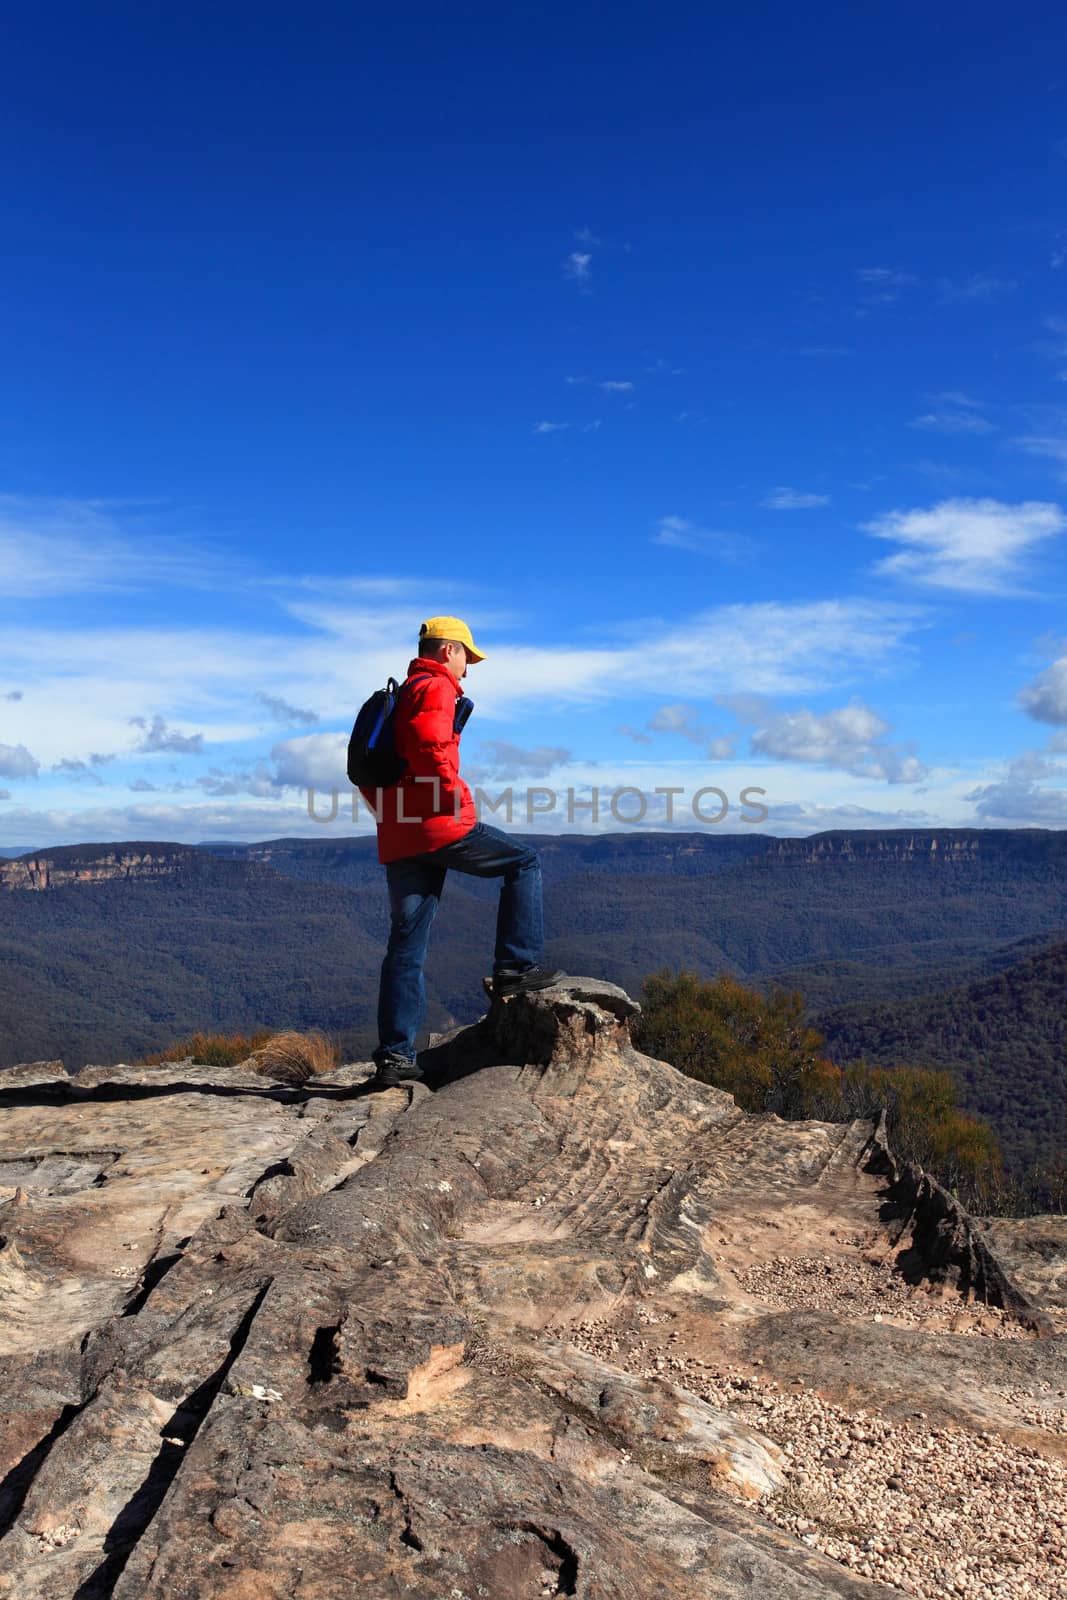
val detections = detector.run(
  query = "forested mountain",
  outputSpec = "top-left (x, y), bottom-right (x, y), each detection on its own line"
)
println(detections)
top-left (814, 941), bottom-right (1067, 1174)
top-left (1, 829), bottom-right (1065, 1178)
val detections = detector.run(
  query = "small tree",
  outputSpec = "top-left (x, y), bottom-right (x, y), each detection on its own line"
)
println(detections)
top-left (635, 968), bottom-right (841, 1118)
top-left (636, 968), bottom-right (1004, 1211)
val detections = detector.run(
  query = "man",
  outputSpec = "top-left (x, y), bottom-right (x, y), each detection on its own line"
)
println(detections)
top-left (359, 616), bottom-right (565, 1088)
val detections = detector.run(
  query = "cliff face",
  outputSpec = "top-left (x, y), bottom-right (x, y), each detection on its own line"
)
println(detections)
top-left (0, 982), bottom-right (1063, 1600)
top-left (0, 844), bottom-right (200, 892)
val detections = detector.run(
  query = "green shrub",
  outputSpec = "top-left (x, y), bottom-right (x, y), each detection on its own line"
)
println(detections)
top-left (635, 968), bottom-right (1006, 1212)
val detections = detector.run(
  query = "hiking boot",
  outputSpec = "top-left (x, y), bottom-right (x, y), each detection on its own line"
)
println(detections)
top-left (491, 965), bottom-right (568, 999)
top-left (371, 1052), bottom-right (423, 1089)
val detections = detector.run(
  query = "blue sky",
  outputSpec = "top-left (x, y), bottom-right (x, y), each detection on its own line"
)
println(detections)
top-left (3, 1), bottom-right (1067, 846)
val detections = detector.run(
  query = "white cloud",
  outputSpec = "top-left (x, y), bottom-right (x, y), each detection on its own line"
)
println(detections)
top-left (964, 774), bottom-right (1067, 824)
top-left (767, 799), bottom-right (940, 828)
top-left (269, 732), bottom-right (349, 789)
top-left (0, 495), bottom-right (242, 599)
top-left (727, 697), bottom-right (927, 784)
top-left (533, 421), bottom-right (570, 435)
top-left (761, 488), bottom-right (830, 510)
top-left (616, 724), bottom-right (653, 746)
top-left (1003, 747), bottom-right (1067, 780)
top-left (1018, 655), bottom-right (1067, 725)
top-left (0, 743), bottom-right (40, 780)
top-left (0, 798), bottom-right (323, 847)
top-left (910, 409), bottom-right (995, 435)
top-left (562, 251), bottom-right (591, 286)
top-left (862, 497), bottom-right (1067, 594)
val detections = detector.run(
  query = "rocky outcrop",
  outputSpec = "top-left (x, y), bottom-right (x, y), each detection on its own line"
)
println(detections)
top-left (0, 980), bottom-right (1062, 1600)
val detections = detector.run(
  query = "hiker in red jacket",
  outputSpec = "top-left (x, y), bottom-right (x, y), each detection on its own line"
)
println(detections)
top-left (360, 616), bottom-right (565, 1088)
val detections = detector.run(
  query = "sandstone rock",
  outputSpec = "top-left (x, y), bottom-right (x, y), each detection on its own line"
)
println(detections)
top-left (0, 981), bottom-right (1060, 1599)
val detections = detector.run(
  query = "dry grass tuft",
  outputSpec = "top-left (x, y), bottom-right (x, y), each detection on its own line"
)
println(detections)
top-left (246, 1029), bottom-right (341, 1084)
top-left (139, 1029), bottom-right (273, 1069)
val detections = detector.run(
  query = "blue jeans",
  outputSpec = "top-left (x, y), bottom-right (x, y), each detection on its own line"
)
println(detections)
top-left (375, 821), bottom-right (545, 1064)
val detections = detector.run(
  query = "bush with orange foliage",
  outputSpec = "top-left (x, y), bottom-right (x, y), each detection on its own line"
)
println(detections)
top-left (139, 1029), bottom-right (274, 1069)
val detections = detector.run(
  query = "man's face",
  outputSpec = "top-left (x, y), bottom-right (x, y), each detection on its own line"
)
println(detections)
top-left (443, 641), bottom-right (467, 682)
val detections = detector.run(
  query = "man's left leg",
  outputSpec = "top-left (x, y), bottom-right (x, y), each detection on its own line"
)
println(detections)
top-left (410, 822), bottom-right (565, 993)
top-left (373, 856), bottom-right (447, 1080)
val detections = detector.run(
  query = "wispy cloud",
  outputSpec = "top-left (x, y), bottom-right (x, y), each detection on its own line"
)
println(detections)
top-left (533, 418), bottom-right (602, 436)
top-left (651, 516), bottom-right (751, 562)
top-left (196, 762), bottom-right (278, 798)
top-left (130, 715), bottom-right (205, 755)
top-left (466, 741), bottom-right (572, 782)
top-left (857, 267), bottom-right (918, 290)
top-left (1018, 654), bottom-right (1067, 726)
top-left (761, 488), bottom-right (830, 509)
top-left (616, 723), bottom-right (653, 746)
top-left (908, 406), bottom-right (991, 438)
top-left (565, 375), bottom-right (634, 394)
top-left (562, 251), bottom-right (591, 287)
top-left (0, 495), bottom-right (241, 599)
top-left (862, 497), bottom-right (1066, 595)
top-left (4, 690), bottom-right (22, 702)
top-left (1014, 432), bottom-right (1067, 478)
top-left (937, 272), bottom-right (1018, 304)
top-left (256, 691), bottom-right (318, 726)
top-left (647, 702), bottom-right (736, 760)
top-left (856, 266), bottom-right (918, 312)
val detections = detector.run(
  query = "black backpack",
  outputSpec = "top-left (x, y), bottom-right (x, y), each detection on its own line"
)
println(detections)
top-left (346, 672), bottom-right (433, 788)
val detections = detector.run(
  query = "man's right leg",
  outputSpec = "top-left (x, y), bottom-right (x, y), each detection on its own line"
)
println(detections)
top-left (374, 856), bottom-right (447, 1071)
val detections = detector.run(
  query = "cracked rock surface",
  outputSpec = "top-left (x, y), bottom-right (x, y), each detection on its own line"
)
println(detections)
top-left (0, 975), bottom-right (1062, 1599)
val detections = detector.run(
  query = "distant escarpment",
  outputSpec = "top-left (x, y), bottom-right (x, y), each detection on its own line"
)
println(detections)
top-left (0, 979), bottom-right (1062, 1599)
top-left (0, 842), bottom-right (234, 892)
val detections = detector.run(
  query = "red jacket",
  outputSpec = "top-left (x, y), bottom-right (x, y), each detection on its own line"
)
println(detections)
top-left (359, 657), bottom-right (477, 864)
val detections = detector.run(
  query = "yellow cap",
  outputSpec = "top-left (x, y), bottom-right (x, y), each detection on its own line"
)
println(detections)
top-left (418, 615), bottom-right (486, 663)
